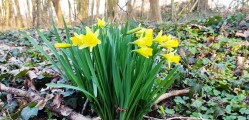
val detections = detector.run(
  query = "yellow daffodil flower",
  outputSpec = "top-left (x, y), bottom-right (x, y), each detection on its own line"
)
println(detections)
top-left (154, 30), bottom-right (165, 44)
top-left (132, 29), bottom-right (153, 47)
top-left (161, 52), bottom-right (180, 68)
top-left (160, 38), bottom-right (179, 51)
top-left (144, 29), bottom-right (153, 43)
top-left (133, 47), bottom-right (153, 58)
top-left (54, 43), bottom-right (71, 48)
top-left (81, 26), bottom-right (101, 51)
top-left (135, 27), bottom-right (147, 38)
top-left (97, 18), bottom-right (105, 29)
top-left (71, 33), bottom-right (84, 45)
top-left (154, 31), bottom-right (172, 44)
top-left (127, 25), bottom-right (142, 34)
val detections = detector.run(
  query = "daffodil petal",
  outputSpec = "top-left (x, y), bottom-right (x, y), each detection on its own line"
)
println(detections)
top-left (54, 43), bottom-right (71, 48)
top-left (134, 47), bottom-right (153, 58)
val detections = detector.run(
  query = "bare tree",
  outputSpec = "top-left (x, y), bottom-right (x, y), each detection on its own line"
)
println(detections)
top-left (51, 0), bottom-right (63, 27)
top-left (76, 0), bottom-right (89, 23)
top-left (96, 0), bottom-right (100, 18)
top-left (14, 0), bottom-right (24, 28)
top-left (171, 0), bottom-right (175, 21)
top-left (91, 0), bottom-right (95, 23)
top-left (8, 0), bottom-right (14, 27)
top-left (198, 0), bottom-right (209, 12)
top-left (149, 0), bottom-right (162, 23)
top-left (1, 0), bottom-right (5, 27)
top-left (5, 0), bottom-right (10, 27)
top-left (127, 0), bottom-right (138, 20)
top-left (141, 0), bottom-right (145, 18)
top-left (106, 0), bottom-right (118, 21)
top-left (68, 0), bottom-right (72, 25)
top-left (31, 0), bottom-right (36, 27)
top-left (42, 0), bottom-right (52, 26)
top-left (26, 0), bottom-right (31, 27)
top-left (36, 0), bottom-right (41, 27)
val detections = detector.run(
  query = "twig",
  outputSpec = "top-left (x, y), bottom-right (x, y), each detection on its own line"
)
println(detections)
top-left (82, 98), bottom-right (89, 114)
top-left (144, 116), bottom-right (201, 120)
top-left (166, 116), bottom-right (201, 120)
top-left (154, 89), bottom-right (190, 105)
top-left (190, 0), bottom-right (199, 12)
top-left (0, 82), bottom-right (90, 120)
top-left (144, 115), bottom-right (164, 120)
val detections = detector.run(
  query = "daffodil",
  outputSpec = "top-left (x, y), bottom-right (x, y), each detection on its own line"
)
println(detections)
top-left (81, 26), bottom-right (101, 51)
top-left (127, 24), bottom-right (142, 34)
top-left (97, 18), bottom-right (105, 29)
top-left (154, 31), bottom-right (171, 44)
top-left (160, 38), bottom-right (179, 51)
top-left (136, 28), bottom-right (146, 35)
top-left (71, 33), bottom-right (84, 46)
top-left (133, 47), bottom-right (153, 58)
top-left (54, 43), bottom-right (71, 48)
top-left (161, 52), bottom-right (180, 68)
top-left (132, 29), bottom-right (153, 47)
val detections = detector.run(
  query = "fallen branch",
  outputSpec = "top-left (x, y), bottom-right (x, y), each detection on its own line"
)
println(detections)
top-left (0, 82), bottom-right (90, 120)
top-left (144, 116), bottom-right (201, 120)
top-left (166, 116), bottom-right (201, 120)
top-left (0, 82), bottom-right (190, 120)
top-left (154, 89), bottom-right (190, 105)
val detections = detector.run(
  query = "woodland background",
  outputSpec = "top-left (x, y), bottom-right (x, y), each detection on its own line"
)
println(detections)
top-left (0, 0), bottom-right (248, 30)
top-left (1, 0), bottom-right (249, 120)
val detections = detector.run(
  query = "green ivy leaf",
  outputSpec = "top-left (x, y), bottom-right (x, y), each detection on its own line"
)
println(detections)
top-left (238, 116), bottom-right (247, 120)
top-left (21, 106), bottom-right (38, 120)
top-left (225, 105), bottom-right (232, 114)
top-left (239, 108), bottom-right (249, 114)
top-left (165, 108), bottom-right (175, 115)
top-left (213, 89), bottom-right (220, 96)
top-left (191, 99), bottom-right (203, 109)
top-left (4, 101), bottom-right (18, 113)
top-left (174, 96), bottom-right (186, 104)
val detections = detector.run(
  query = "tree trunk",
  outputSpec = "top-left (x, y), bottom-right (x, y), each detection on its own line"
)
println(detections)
top-left (197, 0), bottom-right (208, 12)
top-left (149, 0), bottom-right (162, 23)
top-left (1, 0), bottom-right (5, 27)
top-left (127, 0), bottom-right (132, 20)
top-left (42, 0), bottom-right (51, 25)
top-left (51, 0), bottom-right (63, 27)
top-left (68, 0), bottom-right (72, 25)
top-left (106, 0), bottom-right (118, 21)
top-left (127, 0), bottom-right (138, 20)
top-left (8, 0), bottom-right (14, 27)
top-left (76, 0), bottom-right (89, 23)
top-left (132, 0), bottom-right (138, 19)
top-left (36, 0), bottom-right (41, 27)
top-left (31, 0), bottom-right (36, 27)
top-left (96, 0), bottom-right (100, 18)
top-left (14, 0), bottom-right (24, 28)
top-left (141, 0), bottom-right (145, 17)
top-left (5, 0), bottom-right (10, 27)
top-left (171, 0), bottom-right (175, 21)
top-left (91, 0), bottom-right (95, 23)
top-left (26, 0), bottom-right (31, 27)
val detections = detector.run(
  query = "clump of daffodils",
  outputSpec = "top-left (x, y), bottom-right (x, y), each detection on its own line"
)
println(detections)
top-left (26, 17), bottom-right (181, 120)
top-left (129, 27), bottom-right (180, 68)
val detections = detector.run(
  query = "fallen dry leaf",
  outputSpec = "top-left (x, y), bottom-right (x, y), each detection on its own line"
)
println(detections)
top-left (36, 94), bottom-right (54, 110)
top-left (27, 71), bottom-right (38, 80)
top-left (24, 79), bottom-right (36, 90)
top-left (51, 93), bottom-right (62, 108)
top-left (235, 30), bottom-right (249, 38)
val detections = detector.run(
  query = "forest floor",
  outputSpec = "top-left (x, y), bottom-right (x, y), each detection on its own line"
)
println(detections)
top-left (1, 13), bottom-right (249, 120)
